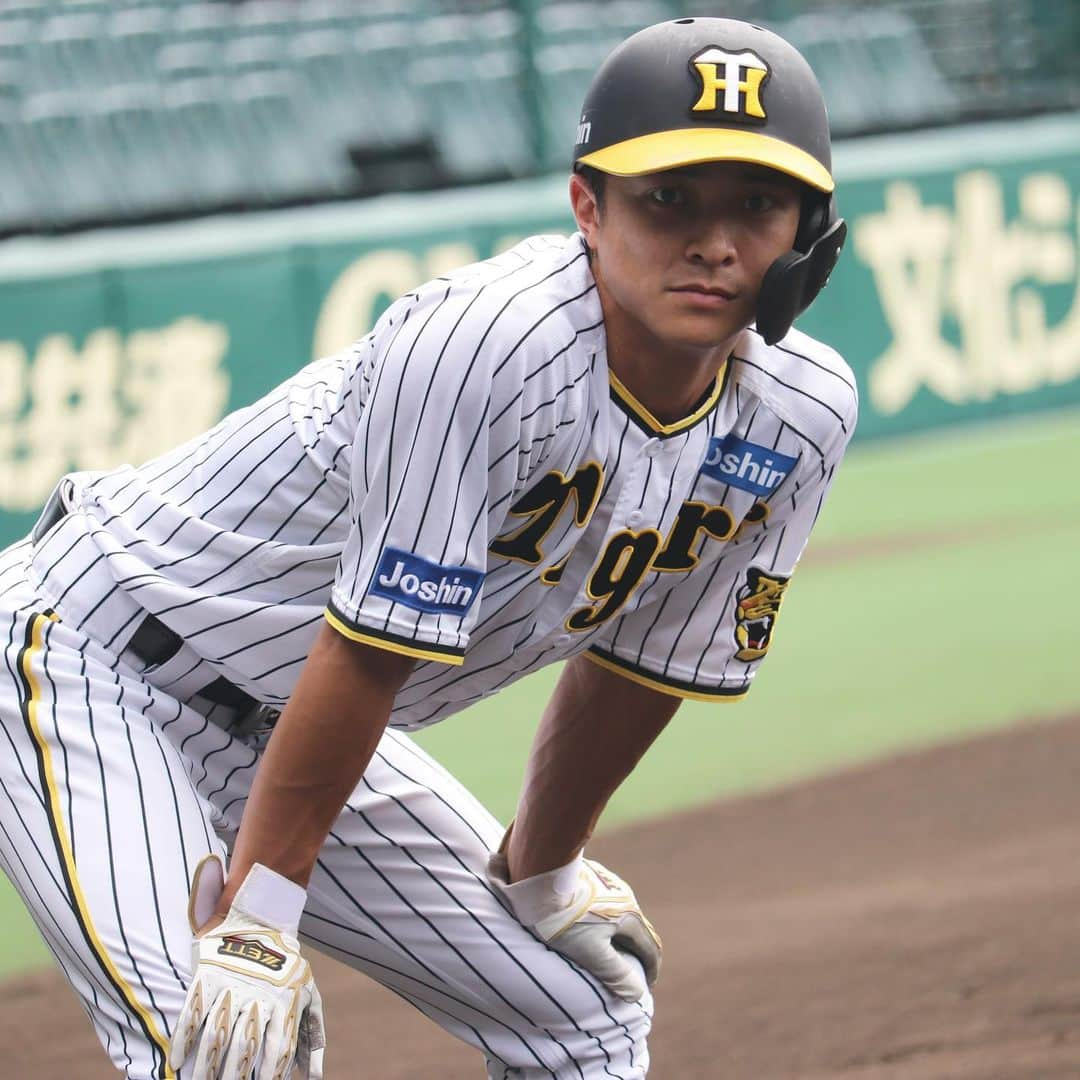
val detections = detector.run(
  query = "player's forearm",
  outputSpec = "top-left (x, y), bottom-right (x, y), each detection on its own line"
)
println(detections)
top-left (219, 622), bottom-right (415, 912)
top-left (508, 654), bottom-right (680, 882)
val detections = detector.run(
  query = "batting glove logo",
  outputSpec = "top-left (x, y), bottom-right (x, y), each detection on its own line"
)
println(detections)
top-left (217, 934), bottom-right (287, 972)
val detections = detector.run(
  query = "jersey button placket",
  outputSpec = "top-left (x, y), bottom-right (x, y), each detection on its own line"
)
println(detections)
top-left (618, 438), bottom-right (661, 531)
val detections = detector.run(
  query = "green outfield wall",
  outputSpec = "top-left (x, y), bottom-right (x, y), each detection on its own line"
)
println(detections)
top-left (0, 114), bottom-right (1078, 548)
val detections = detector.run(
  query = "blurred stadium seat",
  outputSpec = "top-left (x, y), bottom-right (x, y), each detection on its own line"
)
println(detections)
top-left (785, 11), bottom-right (957, 133)
top-left (222, 33), bottom-right (285, 77)
top-left (32, 12), bottom-right (112, 92)
top-left (162, 73), bottom-right (250, 208)
top-left (0, 103), bottom-right (47, 230)
top-left (171, 3), bottom-right (233, 47)
top-left (0, 0), bottom-right (1074, 236)
top-left (157, 39), bottom-right (220, 81)
top-left (21, 91), bottom-right (113, 225)
top-left (95, 84), bottom-right (186, 216)
top-left (108, 7), bottom-right (170, 85)
top-left (408, 10), bottom-right (534, 182)
top-left (531, 1), bottom-right (678, 172)
top-left (230, 69), bottom-right (325, 200)
top-left (350, 17), bottom-right (437, 176)
top-left (287, 29), bottom-right (375, 187)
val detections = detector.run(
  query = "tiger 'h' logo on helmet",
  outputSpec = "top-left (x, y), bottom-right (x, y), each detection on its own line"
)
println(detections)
top-left (689, 46), bottom-right (770, 120)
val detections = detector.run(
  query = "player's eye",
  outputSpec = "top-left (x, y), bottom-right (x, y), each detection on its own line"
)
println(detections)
top-left (744, 192), bottom-right (776, 213)
top-left (647, 187), bottom-right (686, 208)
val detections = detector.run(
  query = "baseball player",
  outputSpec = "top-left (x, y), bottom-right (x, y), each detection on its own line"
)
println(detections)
top-left (0, 17), bottom-right (856, 1078)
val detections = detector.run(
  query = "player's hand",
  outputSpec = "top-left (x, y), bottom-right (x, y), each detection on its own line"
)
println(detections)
top-left (169, 855), bottom-right (326, 1079)
top-left (488, 851), bottom-right (661, 1002)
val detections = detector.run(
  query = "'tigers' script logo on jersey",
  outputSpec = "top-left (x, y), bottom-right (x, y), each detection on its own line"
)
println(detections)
top-left (690, 46), bottom-right (770, 120)
top-left (370, 548), bottom-right (484, 616)
top-left (701, 434), bottom-right (798, 497)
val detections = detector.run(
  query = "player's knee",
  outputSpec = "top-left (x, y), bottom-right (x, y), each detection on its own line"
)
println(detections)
top-left (487, 988), bottom-right (652, 1078)
top-left (583, 996), bottom-right (652, 1077)
top-left (546, 992), bottom-right (653, 1078)
top-left (576, 960), bottom-right (654, 1073)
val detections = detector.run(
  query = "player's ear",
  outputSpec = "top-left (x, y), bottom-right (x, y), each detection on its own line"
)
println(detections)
top-left (569, 172), bottom-right (602, 249)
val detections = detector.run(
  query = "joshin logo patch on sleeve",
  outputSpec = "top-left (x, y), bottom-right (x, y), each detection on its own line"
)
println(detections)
top-left (369, 548), bottom-right (484, 616)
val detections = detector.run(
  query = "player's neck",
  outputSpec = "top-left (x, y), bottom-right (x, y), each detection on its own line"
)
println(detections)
top-left (601, 307), bottom-right (734, 426)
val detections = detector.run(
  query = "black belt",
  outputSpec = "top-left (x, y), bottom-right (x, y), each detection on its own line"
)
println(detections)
top-left (128, 614), bottom-right (279, 742)
top-left (126, 614), bottom-right (263, 713)
top-left (33, 481), bottom-right (278, 732)
top-left (131, 614), bottom-right (280, 741)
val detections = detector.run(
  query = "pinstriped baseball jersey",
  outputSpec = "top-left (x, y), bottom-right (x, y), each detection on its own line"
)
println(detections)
top-left (28, 233), bottom-right (857, 730)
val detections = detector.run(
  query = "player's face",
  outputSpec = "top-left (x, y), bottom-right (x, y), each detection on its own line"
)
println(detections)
top-left (572, 162), bottom-right (803, 359)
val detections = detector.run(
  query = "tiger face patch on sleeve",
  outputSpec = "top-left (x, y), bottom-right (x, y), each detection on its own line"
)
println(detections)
top-left (733, 567), bottom-right (789, 661)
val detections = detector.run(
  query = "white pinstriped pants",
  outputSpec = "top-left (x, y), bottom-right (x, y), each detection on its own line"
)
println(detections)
top-left (0, 538), bottom-right (651, 1078)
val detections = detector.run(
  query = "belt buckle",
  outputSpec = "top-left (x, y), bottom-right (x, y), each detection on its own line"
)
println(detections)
top-left (232, 703), bottom-right (281, 751)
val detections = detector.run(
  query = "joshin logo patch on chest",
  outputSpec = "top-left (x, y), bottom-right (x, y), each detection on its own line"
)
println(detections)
top-left (700, 434), bottom-right (798, 497)
top-left (370, 548), bottom-right (484, 615)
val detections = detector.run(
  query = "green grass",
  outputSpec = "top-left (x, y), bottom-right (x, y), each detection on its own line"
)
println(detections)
top-left (2, 408), bottom-right (1077, 978)
top-left (812, 408), bottom-right (1080, 543)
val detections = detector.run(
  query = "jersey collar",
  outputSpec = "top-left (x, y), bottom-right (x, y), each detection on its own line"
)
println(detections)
top-left (608, 360), bottom-right (728, 438)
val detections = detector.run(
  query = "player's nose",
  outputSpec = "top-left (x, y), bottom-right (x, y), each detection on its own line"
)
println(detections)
top-left (686, 215), bottom-right (738, 266)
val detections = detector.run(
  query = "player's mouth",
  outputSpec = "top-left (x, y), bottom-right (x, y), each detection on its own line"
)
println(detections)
top-left (669, 283), bottom-right (739, 308)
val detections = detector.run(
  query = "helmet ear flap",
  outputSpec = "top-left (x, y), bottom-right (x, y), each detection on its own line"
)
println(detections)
top-left (756, 250), bottom-right (806, 347)
top-left (795, 191), bottom-right (834, 253)
top-left (756, 217), bottom-right (847, 345)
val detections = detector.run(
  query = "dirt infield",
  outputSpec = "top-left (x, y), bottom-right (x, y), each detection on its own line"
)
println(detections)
top-left (4, 713), bottom-right (1080, 1079)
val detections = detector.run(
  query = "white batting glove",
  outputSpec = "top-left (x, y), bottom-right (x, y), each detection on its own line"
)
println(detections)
top-left (487, 850), bottom-right (661, 1002)
top-left (169, 855), bottom-right (326, 1079)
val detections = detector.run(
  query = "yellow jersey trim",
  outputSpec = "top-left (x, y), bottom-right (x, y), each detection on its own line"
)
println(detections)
top-left (18, 613), bottom-right (175, 1077)
top-left (578, 127), bottom-right (835, 193)
top-left (608, 362), bottom-right (726, 438)
top-left (584, 648), bottom-right (749, 703)
top-left (324, 609), bottom-right (465, 666)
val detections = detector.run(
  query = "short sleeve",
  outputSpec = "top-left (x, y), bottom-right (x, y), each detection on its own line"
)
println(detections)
top-left (586, 411), bottom-right (856, 701)
top-left (327, 264), bottom-right (587, 665)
